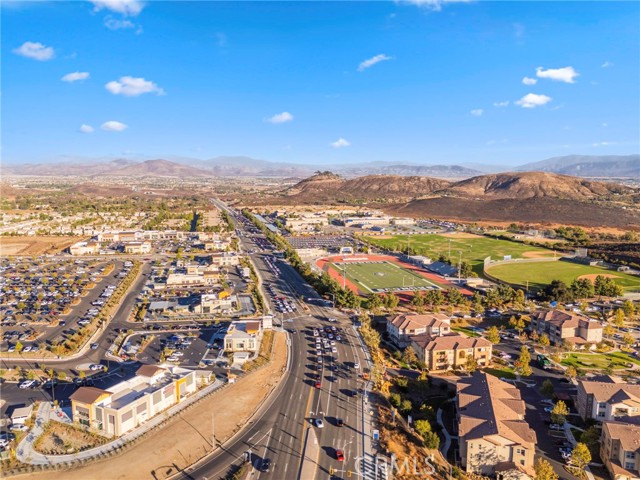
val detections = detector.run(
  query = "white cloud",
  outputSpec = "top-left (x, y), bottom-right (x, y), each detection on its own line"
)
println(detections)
top-left (536, 66), bottom-right (579, 83)
top-left (62, 71), bottom-right (90, 82)
top-left (13, 41), bottom-right (54, 61)
top-left (79, 124), bottom-right (95, 133)
top-left (601, 61), bottom-right (613, 68)
top-left (470, 109), bottom-right (483, 117)
top-left (266, 112), bottom-right (294, 124)
top-left (592, 141), bottom-right (615, 147)
top-left (601, 123), bottom-right (608, 127)
top-left (105, 76), bottom-right (164, 96)
top-left (101, 120), bottom-right (128, 132)
top-left (522, 76), bottom-right (537, 85)
top-left (90, 0), bottom-right (144, 16)
top-left (493, 101), bottom-right (509, 108)
top-left (516, 93), bottom-right (552, 108)
top-left (104, 16), bottom-right (136, 30)
top-left (399, 0), bottom-right (473, 12)
top-left (357, 54), bottom-right (392, 72)
top-left (330, 138), bottom-right (351, 148)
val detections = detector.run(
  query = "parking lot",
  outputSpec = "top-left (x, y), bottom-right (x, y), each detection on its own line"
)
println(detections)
top-left (1, 258), bottom-right (128, 354)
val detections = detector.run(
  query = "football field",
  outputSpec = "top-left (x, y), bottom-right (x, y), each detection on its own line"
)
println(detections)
top-left (329, 260), bottom-right (441, 294)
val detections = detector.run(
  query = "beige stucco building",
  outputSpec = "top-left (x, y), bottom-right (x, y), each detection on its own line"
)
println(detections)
top-left (530, 309), bottom-right (603, 346)
top-left (69, 365), bottom-right (197, 437)
top-left (386, 313), bottom-right (451, 347)
top-left (410, 333), bottom-right (492, 372)
top-left (577, 377), bottom-right (640, 422)
top-left (457, 372), bottom-right (537, 479)
top-left (601, 421), bottom-right (640, 480)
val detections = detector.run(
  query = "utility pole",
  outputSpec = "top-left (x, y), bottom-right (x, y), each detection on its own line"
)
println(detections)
top-left (212, 412), bottom-right (216, 447)
top-left (448, 239), bottom-right (452, 260)
top-left (458, 251), bottom-right (462, 283)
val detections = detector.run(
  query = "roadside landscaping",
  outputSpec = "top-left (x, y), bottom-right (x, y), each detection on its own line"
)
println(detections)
top-left (561, 351), bottom-right (640, 372)
top-left (484, 366), bottom-right (517, 379)
top-left (242, 329), bottom-right (274, 371)
top-left (34, 422), bottom-right (108, 455)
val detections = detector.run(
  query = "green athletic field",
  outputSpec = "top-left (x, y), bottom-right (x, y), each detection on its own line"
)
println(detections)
top-left (328, 261), bottom-right (440, 294)
top-left (486, 260), bottom-right (640, 292)
top-left (361, 233), bottom-right (555, 275)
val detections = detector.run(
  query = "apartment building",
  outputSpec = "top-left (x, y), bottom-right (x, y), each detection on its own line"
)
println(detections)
top-left (530, 309), bottom-right (603, 346)
top-left (577, 378), bottom-right (640, 422)
top-left (457, 372), bottom-right (537, 478)
top-left (223, 320), bottom-right (262, 352)
top-left (386, 313), bottom-right (451, 347)
top-left (69, 365), bottom-right (197, 437)
top-left (410, 333), bottom-right (492, 372)
top-left (601, 421), bottom-right (640, 480)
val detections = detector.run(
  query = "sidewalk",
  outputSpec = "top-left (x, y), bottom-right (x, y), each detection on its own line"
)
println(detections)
top-left (298, 427), bottom-right (320, 479)
top-left (564, 423), bottom-right (595, 480)
top-left (16, 378), bottom-right (224, 465)
top-left (436, 403), bottom-right (452, 457)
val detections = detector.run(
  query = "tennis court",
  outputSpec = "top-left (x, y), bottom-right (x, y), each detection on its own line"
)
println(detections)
top-left (329, 260), bottom-right (441, 294)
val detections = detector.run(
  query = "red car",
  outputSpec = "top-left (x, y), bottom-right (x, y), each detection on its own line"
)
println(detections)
top-left (315, 381), bottom-right (321, 388)
top-left (336, 450), bottom-right (345, 461)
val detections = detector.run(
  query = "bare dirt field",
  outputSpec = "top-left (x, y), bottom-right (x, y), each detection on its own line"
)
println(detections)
top-left (0, 236), bottom-right (83, 256)
top-left (34, 422), bottom-right (108, 455)
top-left (20, 331), bottom-right (288, 480)
top-left (439, 232), bottom-right (483, 239)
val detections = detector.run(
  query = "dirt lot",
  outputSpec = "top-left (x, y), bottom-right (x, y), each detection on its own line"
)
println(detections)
top-left (20, 331), bottom-right (288, 480)
top-left (34, 422), bottom-right (108, 455)
top-left (0, 236), bottom-right (83, 256)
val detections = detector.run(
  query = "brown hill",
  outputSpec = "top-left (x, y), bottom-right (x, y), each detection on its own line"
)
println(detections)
top-left (444, 171), bottom-right (631, 200)
top-left (283, 172), bottom-right (450, 202)
top-left (105, 159), bottom-right (213, 177)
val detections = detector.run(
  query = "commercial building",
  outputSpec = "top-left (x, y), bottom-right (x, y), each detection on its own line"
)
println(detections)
top-left (209, 252), bottom-right (241, 267)
top-left (284, 216), bottom-right (328, 233)
top-left (341, 216), bottom-right (391, 227)
top-left (69, 241), bottom-right (100, 256)
top-left (577, 377), bottom-right (640, 423)
top-left (530, 309), bottom-right (603, 346)
top-left (410, 333), bottom-right (492, 372)
top-left (457, 372), bottom-right (536, 478)
top-left (123, 241), bottom-right (152, 254)
top-left (386, 313), bottom-right (451, 347)
top-left (69, 365), bottom-right (197, 437)
top-left (223, 320), bottom-right (263, 352)
top-left (196, 292), bottom-right (237, 314)
top-left (601, 421), bottom-right (640, 480)
top-left (391, 217), bottom-right (415, 226)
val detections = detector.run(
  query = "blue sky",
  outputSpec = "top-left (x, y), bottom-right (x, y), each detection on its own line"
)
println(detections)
top-left (2, 0), bottom-right (639, 166)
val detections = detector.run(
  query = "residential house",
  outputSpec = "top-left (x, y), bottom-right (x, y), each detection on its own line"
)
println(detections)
top-left (457, 372), bottom-right (537, 478)
top-left (223, 320), bottom-right (262, 352)
top-left (601, 421), bottom-right (640, 480)
top-left (410, 333), bottom-right (492, 372)
top-left (69, 364), bottom-right (197, 437)
top-left (530, 309), bottom-right (603, 346)
top-left (577, 378), bottom-right (640, 422)
top-left (386, 313), bottom-right (451, 347)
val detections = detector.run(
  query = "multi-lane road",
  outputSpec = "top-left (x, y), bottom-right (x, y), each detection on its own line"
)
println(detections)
top-left (181, 201), bottom-right (376, 480)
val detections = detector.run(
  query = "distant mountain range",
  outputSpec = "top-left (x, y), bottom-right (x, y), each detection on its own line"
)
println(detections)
top-left (2, 154), bottom-right (638, 179)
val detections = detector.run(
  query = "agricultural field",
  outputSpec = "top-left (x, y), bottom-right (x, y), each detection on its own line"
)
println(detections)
top-left (328, 260), bottom-right (440, 294)
top-left (486, 260), bottom-right (640, 292)
top-left (361, 232), bottom-right (555, 275)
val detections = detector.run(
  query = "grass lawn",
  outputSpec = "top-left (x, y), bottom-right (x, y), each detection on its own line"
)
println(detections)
top-left (328, 260), bottom-right (440, 294)
top-left (486, 260), bottom-right (640, 292)
top-left (484, 366), bottom-right (516, 379)
top-left (451, 326), bottom-right (480, 337)
top-left (361, 233), bottom-right (555, 275)
top-left (561, 352), bottom-right (640, 371)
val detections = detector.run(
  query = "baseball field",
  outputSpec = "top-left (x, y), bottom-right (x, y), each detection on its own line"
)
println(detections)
top-left (485, 260), bottom-right (640, 292)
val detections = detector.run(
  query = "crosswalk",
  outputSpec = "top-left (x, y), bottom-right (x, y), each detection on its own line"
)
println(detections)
top-left (360, 453), bottom-right (388, 480)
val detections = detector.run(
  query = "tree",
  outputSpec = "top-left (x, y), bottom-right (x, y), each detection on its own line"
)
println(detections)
top-left (551, 400), bottom-right (569, 425)
top-left (530, 330), bottom-right (539, 343)
top-left (540, 379), bottom-right (555, 397)
top-left (534, 457), bottom-right (558, 480)
top-left (515, 345), bottom-right (532, 376)
top-left (622, 299), bottom-right (636, 319)
top-left (571, 278), bottom-right (595, 300)
top-left (402, 346), bottom-right (418, 366)
top-left (423, 431), bottom-right (440, 450)
top-left (571, 442), bottom-right (592, 469)
top-left (565, 365), bottom-right (578, 380)
top-left (623, 332), bottom-right (635, 347)
top-left (414, 419), bottom-right (432, 437)
top-left (613, 309), bottom-right (625, 329)
top-left (385, 293), bottom-right (400, 310)
top-left (465, 356), bottom-right (478, 373)
top-left (367, 293), bottom-right (384, 313)
top-left (509, 316), bottom-right (526, 333)
top-left (543, 279), bottom-right (574, 303)
top-left (579, 426), bottom-right (600, 455)
top-left (539, 333), bottom-right (550, 352)
top-left (446, 288), bottom-right (465, 306)
top-left (15, 341), bottom-right (24, 354)
top-left (400, 399), bottom-right (413, 414)
top-left (486, 326), bottom-right (500, 344)
top-left (389, 393), bottom-right (402, 408)
top-left (603, 324), bottom-right (616, 339)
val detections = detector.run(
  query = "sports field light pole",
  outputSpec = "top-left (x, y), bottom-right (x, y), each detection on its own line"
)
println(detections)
top-left (458, 251), bottom-right (462, 284)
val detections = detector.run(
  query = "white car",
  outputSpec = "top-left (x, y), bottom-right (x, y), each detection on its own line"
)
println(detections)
top-left (19, 380), bottom-right (35, 389)
top-left (89, 364), bottom-right (103, 371)
top-left (10, 424), bottom-right (28, 432)
top-left (354, 362), bottom-right (360, 369)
